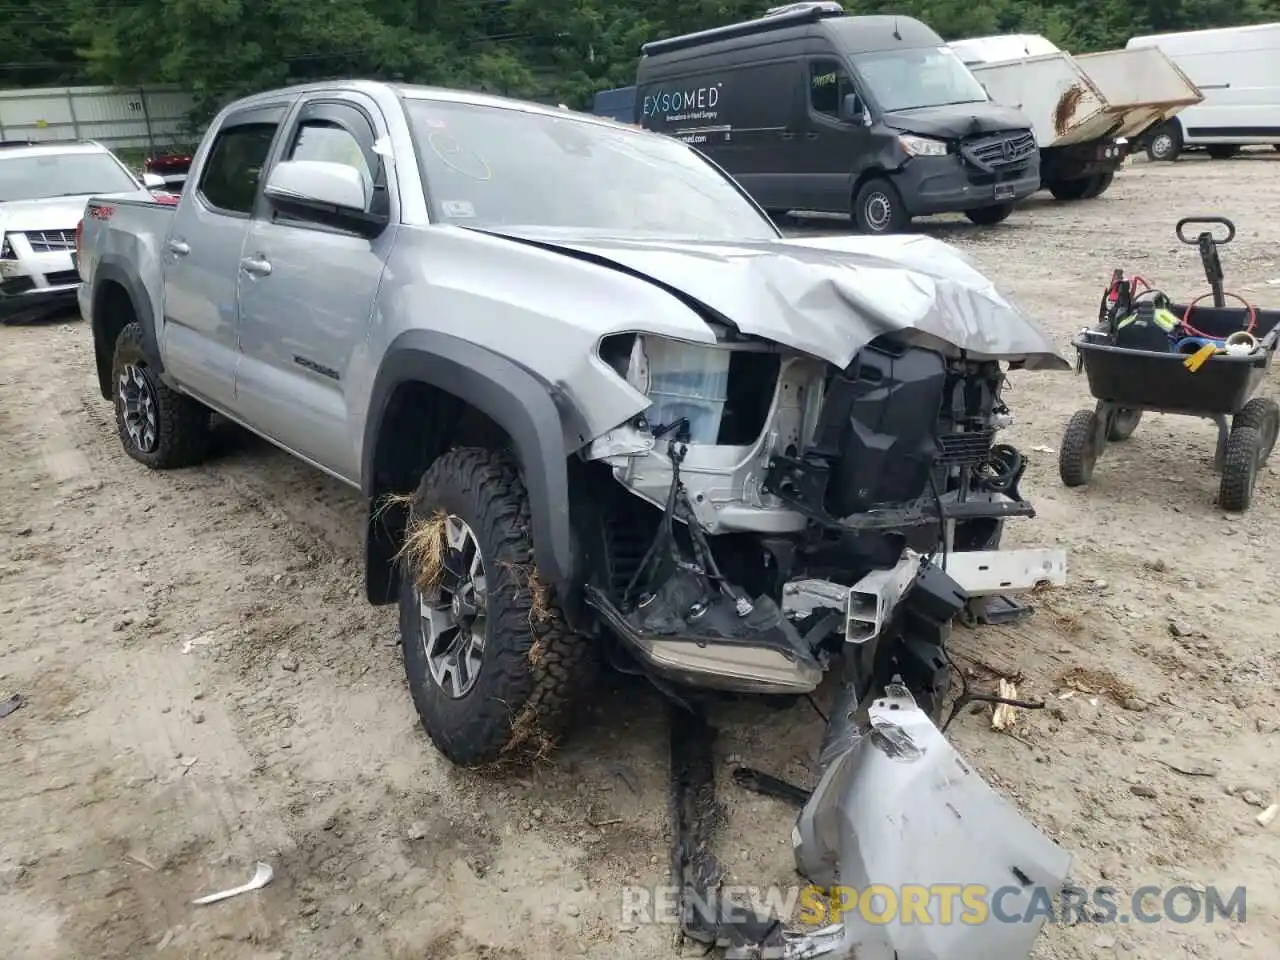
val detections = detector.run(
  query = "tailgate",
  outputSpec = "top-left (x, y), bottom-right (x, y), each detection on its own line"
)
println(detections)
top-left (1073, 47), bottom-right (1204, 139)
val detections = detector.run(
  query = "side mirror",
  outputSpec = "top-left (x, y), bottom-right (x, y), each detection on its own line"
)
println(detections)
top-left (141, 172), bottom-right (165, 189)
top-left (839, 93), bottom-right (865, 123)
top-left (264, 159), bottom-right (369, 212)
top-left (263, 160), bottom-right (385, 237)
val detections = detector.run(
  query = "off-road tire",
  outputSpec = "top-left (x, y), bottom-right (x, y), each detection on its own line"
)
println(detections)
top-left (1232, 397), bottom-right (1280, 461)
top-left (1047, 177), bottom-right (1092, 201)
top-left (1059, 408), bottom-right (1101, 487)
top-left (1219, 426), bottom-right (1263, 512)
top-left (399, 447), bottom-right (595, 767)
top-left (1146, 124), bottom-right (1182, 162)
top-left (1107, 407), bottom-right (1143, 442)
top-left (853, 177), bottom-right (910, 234)
top-left (964, 203), bottom-right (1015, 226)
top-left (111, 321), bottom-right (210, 469)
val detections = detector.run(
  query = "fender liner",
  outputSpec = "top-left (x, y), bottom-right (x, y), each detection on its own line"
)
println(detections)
top-left (90, 258), bottom-right (164, 399)
top-left (362, 329), bottom-right (575, 601)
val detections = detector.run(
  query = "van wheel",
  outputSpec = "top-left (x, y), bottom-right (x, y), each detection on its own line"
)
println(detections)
top-left (1147, 123), bottom-right (1182, 162)
top-left (853, 178), bottom-right (909, 234)
top-left (964, 203), bottom-right (1014, 226)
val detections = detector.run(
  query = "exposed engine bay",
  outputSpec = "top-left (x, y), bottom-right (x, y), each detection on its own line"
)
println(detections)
top-left (570, 321), bottom-right (1071, 960)
top-left (578, 326), bottom-right (1066, 711)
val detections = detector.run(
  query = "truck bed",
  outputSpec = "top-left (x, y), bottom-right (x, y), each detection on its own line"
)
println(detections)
top-left (952, 36), bottom-right (1202, 149)
top-left (76, 196), bottom-right (174, 333)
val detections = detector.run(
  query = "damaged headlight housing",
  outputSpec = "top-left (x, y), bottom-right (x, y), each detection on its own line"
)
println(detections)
top-left (619, 334), bottom-right (733, 444)
top-left (898, 134), bottom-right (948, 158)
top-left (0, 234), bottom-right (15, 260)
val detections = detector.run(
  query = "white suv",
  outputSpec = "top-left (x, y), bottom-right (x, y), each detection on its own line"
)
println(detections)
top-left (1, 139), bottom-right (162, 324)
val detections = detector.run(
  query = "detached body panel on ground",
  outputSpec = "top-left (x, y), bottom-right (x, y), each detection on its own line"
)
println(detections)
top-left (76, 76), bottom-right (1072, 960)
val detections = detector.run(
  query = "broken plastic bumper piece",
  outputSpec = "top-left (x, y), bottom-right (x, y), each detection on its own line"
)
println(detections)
top-left (790, 683), bottom-right (1073, 960)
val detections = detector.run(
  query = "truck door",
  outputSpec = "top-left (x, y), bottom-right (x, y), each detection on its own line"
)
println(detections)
top-left (794, 58), bottom-right (871, 213)
top-left (233, 95), bottom-right (392, 483)
top-left (160, 104), bottom-right (286, 409)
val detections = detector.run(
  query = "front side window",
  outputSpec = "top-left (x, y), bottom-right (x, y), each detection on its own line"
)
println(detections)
top-left (809, 60), bottom-right (859, 118)
top-left (197, 122), bottom-right (279, 215)
top-left (402, 98), bottom-right (779, 240)
top-left (0, 152), bottom-right (139, 202)
top-left (851, 46), bottom-right (989, 113)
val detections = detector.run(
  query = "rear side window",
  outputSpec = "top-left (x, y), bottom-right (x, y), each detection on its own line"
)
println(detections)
top-left (809, 60), bottom-right (857, 117)
top-left (197, 122), bottom-right (279, 215)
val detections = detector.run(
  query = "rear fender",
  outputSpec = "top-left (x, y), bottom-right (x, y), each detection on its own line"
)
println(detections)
top-left (90, 258), bottom-right (164, 399)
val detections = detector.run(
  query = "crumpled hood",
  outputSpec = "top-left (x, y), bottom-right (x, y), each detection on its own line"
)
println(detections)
top-left (481, 228), bottom-right (1068, 371)
top-left (0, 190), bottom-right (145, 232)
top-left (880, 101), bottom-right (1032, 139)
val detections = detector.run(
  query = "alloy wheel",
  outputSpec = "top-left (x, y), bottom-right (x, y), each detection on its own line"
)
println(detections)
top-left (417, 515), bottom-right (488, 699)
top-left (118, 363), bottom-right (159, 453)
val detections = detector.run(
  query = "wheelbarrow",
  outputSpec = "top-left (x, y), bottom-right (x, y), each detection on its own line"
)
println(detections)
top-left (1059, 216), bottom-right (1280, 511)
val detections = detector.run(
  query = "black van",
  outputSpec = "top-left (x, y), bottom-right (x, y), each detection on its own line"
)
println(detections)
top-left (634, 3), bottom-right (1040, 233)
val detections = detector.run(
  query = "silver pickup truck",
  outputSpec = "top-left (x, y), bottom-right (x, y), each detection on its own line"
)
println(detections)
top-left (78, 79), bottom-right (1073, 958)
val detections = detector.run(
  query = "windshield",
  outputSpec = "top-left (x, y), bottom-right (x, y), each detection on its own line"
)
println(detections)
top-left (0, 151), bottom-right (139, 203)
top-left (851, 46), bottom-right (989, 113)
top-left (402, 99), bottom-right (778, 240)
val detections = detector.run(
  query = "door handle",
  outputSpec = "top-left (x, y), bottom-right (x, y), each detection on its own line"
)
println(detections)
top-left (167, 239), bottom-right (189, 256)
top-left (780, 131), bottom-right (795, 140)
top-left (806, 132), bottom-right (819, 140)
top-left (240, 256), bottom-right (272, 277)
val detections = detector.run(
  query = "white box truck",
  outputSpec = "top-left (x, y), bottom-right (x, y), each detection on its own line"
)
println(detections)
top-left (1126, 22), bottom-right (1280, 161)
top-left (949, 34), bottom-right (1202, 199)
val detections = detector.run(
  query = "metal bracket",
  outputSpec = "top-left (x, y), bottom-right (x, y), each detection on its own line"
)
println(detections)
top-left (781, 550), bottom-right (923, 645)
top-left (937, 548), bottom-right (1066, 597)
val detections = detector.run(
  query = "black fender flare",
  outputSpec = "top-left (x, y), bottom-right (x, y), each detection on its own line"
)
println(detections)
top-left (362, 329), bottom-right (575, 596)
top-left (90, 257), bottom-right (164, 399)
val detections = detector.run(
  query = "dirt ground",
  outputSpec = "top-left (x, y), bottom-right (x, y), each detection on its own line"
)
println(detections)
top-left (3, 152), bottom-right (1279, 960)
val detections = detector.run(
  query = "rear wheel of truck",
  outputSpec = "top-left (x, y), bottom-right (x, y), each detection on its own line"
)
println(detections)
top-left (398, 447), bottom-right (596, 768)
top-left (1207, 145), bottom-right (1241, 160)
top-left (1058, 408), bottom-right (1101, 487)
top-left (111, 321), bottom-right (210, 469)
top-left (852, 178), bottom-right (909, 234)
top-left (963, 203), bottom-right (1014, 226)
top-left (1146, 125), bottom-right (1182, 162)
top-left (1047, 177), bottom-right (1093, 201)
top-left (1082, 172), bottom-right (1115, 199)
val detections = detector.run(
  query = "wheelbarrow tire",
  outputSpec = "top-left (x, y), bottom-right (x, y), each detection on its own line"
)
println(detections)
top-left (1233, 398), bottom-right (1280, 460)
top-left (1059, 409), bottom-right (1101, 487)
top-left (1107, 407), bottom-right (1143, 442)
top-left (1219, 426), bottom-right (1262, 512)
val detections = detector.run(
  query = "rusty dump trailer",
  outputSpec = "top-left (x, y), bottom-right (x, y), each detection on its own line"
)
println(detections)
top-left (949, 34), bottom-right (1203, 201)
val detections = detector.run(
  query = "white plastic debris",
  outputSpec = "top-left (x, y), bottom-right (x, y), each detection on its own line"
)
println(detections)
top-left (191, 862), bottom-right (274, 905)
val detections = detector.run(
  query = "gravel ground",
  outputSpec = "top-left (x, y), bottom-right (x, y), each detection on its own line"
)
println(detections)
top-left (2, 151), bottom-right (1278, 960)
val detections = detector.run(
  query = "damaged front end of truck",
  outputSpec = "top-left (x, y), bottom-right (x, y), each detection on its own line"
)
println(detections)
top-left (547, 232), bottom-right (1075, 959)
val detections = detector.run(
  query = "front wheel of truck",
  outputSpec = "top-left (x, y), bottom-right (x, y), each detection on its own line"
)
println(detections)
top-left (111, 321), bottom-right (210, 469)
top-left (398, 447), bottom-right (596, 768)
top-left (963, 203), bottom-right (1014, 226)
